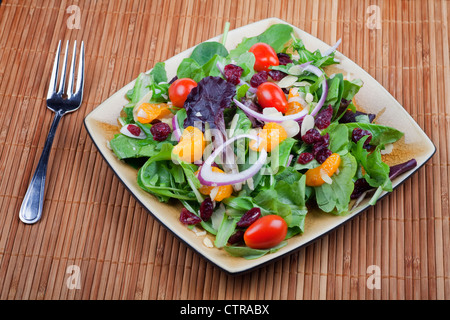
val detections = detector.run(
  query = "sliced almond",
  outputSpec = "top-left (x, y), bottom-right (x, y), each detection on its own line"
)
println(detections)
top-left (203, 237), bottom-right (214, 248)
top-left (320, 168), bottom-right (333, 184)
top-left (301, 114), bottom-right (315, 137)
top-left (281, 120), bottom-right (300, 138)
top-left (277, 75), bottom-right (298, 88)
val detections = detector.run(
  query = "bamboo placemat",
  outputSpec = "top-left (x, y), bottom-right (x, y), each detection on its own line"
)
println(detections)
top-left (0, 0), bottom-right (448, 300)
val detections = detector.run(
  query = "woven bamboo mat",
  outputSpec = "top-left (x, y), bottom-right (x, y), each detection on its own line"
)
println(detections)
top-left (0, 0), bottom-right (448, 300)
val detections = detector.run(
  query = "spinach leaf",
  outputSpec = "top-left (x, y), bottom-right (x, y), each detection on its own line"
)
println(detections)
top-left (201, 54), bottom-right (226, 77)
top-left (222, 196), bottom-right (258, 218)
top-left (236, 84), bottom-right (250, 101)
top-left (233, 52), bottom-right (256, 81)
top-left (149, 82), bottom-right (170, 103)
top-left (230, 109), bottom-right (252, 137)
top-left (229, 24), bottom-right (293, 58)
top-left (190, 41), bottom-right (228, 66)
top-left (351, 137), bottom-right (392, 191)
top-left (126, 62), bottom-right (169, 102)
top-left (322, 122), bottom-right (351, 155)
top-left (274, 166), bottom-right (302, 185)
top-left (314, 153), bottom-right (357, 215)
top-left (126, 72), bottom-right (152, 103)
top-left (290, 36), bottom-right (337, 68)
top-left (177, 58), bottom-right (206, 82)
top-left (138, 160), bottom-right (196, 202)
top-left (110, 134), bottom-right (160, 160)
top-left (343, 123), bottom-right (404, 146)
top-left (122, 62), bottom-right (170, 123)
top-left (179, 42), bottom-right (228, 81)
top-left (253, 175), bottom-right (308, 236)
top-left (269, 137), bottom-right (297, 173)
top-left (325, 73), bottom-right (344, 117)
top-left (223, 241), bottom-right (287, 259)
top-left (342, 78), bottom-right (363, 101)
top-left (214, 215), bottom-right (237, 248)
top-left (137, 144), bottom-right (198, 202)
top-left (293, 158), bottom-right (320, 171)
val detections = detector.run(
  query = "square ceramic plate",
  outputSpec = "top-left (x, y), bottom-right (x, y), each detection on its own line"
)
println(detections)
top-left (84, 18), bottom-right (435, 275)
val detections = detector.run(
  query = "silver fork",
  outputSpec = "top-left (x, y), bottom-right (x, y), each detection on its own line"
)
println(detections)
top-left (19, 40), bottom-right (85, 224)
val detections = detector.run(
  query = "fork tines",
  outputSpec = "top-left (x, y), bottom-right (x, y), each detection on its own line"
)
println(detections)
top-left (47, 40), bottom-right (85, 101)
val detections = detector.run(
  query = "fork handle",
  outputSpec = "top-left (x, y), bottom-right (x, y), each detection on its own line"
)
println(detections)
top-left (19, 110), bottom-right (64, 224)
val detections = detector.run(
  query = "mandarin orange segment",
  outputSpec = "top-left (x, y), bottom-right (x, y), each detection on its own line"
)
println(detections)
top-left (135, 103), bottom-right (172, 124)
top-left (172, 126), bottom-right (206, 163)
top-left (305, 153), bottom-right (341, 187)
top-left (213, 185), bottom-right (233, 201)
top-left (286, 88), bottom-right (304, 115)
top-left (249, 122), bottom-right (287, 152)
top-left (197, 167), bottom-right (233, 201)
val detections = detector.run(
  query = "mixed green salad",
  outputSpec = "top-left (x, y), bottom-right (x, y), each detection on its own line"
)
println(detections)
top-left (109, 23), bottom-right (416, 259)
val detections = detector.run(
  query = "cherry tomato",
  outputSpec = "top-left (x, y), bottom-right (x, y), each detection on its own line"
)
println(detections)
top-left (256, 82), bottom-right (288, 113)
top-left (249, 43), bottom-right (279, 72)
top-left (168, 78), bottom-right (197, 108)
top-left (244, 215), bottom-right (288, 249)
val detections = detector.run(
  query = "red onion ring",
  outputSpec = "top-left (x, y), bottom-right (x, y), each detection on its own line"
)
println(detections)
top-left (322, 38), bottom-right (342, 57)
top-left (198, 134), bottom-right (267, 186)
top-left (172, 113), bottom-right (182, 142)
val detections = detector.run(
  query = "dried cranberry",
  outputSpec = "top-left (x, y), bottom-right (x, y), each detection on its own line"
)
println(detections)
top-left (302, 128), bottom-right (322, 144)
top-left (236, 207), bottom-right (261, 228)
top-left (179, 208), bottom-right (201, 225)
top-left (228, 230), bottom-right (245, 245)
top-left (352, 127), bottom-right (372, 149)
top-left (297, 152), bottom-right (314, 164)
top-left (224, 64), bottom-right (244, 85)
top-left (315, 105), bottom-right (333, 129)
top-left (277, 53), bottom-right (293, 65)
top-left (127, 124), bottom-right (141, 136)
top-left (315, 148), bottom-right (332, 164)
top-left (200, 197), bottom-right (214, 221)
top-left (250, 70), bottom-right (268, 88)
top-left (312, 133), bottom-right (330, 157)
top-left (268, 70), bottom-right (287, 81)
top-left (321, 132), bottom-right (330, 145)
top-left (150, 122), bottom-right (171, 141)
